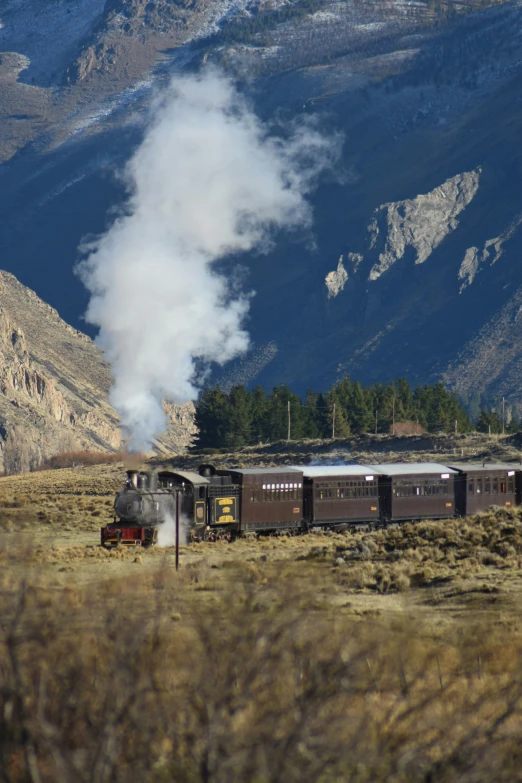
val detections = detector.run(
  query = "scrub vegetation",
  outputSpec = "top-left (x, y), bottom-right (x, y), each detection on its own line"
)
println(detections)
top-left (3, 533), bottom-right (522, 782)
top-left (3, 462), bottom-right (522, 781)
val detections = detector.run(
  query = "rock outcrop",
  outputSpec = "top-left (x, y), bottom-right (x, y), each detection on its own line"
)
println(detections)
top-left (458, 214), bottom-right (522, 293)
top-left (63, 0), bottom-right (214, 84)
top-left (0, 272), bottom-right (195, 470)
top-left (367, 170), bottom-right (481, 281)
top-left (325, 254), bottom-right (363, 298)
top-left (325, 256), bottom-right (348, 299)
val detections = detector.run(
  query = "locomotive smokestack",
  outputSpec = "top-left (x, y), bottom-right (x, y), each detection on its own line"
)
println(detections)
top-left (127, 470), bottom-right (138, 488)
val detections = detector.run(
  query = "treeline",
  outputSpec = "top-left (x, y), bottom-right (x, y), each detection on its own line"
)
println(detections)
top-left (206, 0), bottom-right (481, 53)
top-left (194, 377), bottom-right (472, 450)
top-left (205, 0), bottom-right (326, 46)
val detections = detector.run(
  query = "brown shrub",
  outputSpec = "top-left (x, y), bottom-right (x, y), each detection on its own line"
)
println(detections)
top-left (4, 566), bottom-right (522, 783)
top-left (38, 450), bottom-right (146, 470)
top-left (391, 420), bottom-right (427, 435)
top-left (394, 572), bottom-right (411, 592)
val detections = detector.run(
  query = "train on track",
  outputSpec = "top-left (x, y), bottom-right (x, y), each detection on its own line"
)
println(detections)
top-left (100, 461), bottom-right (522, 547)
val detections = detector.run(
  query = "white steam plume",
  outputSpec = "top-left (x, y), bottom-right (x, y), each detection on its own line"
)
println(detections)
top-left (156, 513), bottom-right (189, 547)
top-left (79, 68), bottom-right (341, 449)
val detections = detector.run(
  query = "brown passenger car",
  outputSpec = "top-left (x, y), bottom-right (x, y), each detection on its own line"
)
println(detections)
top-left (450, 464), bottom-right (520, 515)
top-left (369, 463), bottom-right (458, 522)
top-left (297, 466), bottom-right (381, 527)
top-left (224, 468), bottom-right (304, 533)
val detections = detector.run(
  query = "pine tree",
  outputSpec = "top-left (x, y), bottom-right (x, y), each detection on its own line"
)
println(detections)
top-left (396, 377), bottom-right (414, 420)
top-left (264, 386), bottom-right (291, 441)
top-left (263, 386), bottom-right (308, 441)
top-left (327, 391), bottom-right (351, 438)
top-left (476, 409), bottom-right (503, 434)
top-left (250, 386), bottom-right (267, 444)
top-left (225, 385), bottom-right (252, 449)
top-left (194, 387), bottom-right (230, 449)
top-left (368, 382), bottom-right (386, 433)
top-left (332, 376), bottom-right (353, 411)
top-left (302, 389), bottom-right (323, 439)
top-left (348, 381), bottom-right (373, 434)
top-left (382, 381), bottom-right (397, 433)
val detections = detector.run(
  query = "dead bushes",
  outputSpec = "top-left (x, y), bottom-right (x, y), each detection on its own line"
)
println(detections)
top-left (334, 507), bottom-right (522, 592)
top-left (3, 566), bottom-right (522, 782)
top-left (39, 450), bottom-right (144, 470)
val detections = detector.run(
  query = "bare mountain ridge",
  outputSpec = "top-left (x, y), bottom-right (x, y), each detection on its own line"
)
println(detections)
top-left (2, 0), bottom-right (522, 414)
top-left (0, 271), bottom-right (195, 469)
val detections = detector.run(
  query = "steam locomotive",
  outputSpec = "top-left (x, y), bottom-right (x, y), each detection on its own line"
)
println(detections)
top-left (100, 461), bottom-right (522, 547)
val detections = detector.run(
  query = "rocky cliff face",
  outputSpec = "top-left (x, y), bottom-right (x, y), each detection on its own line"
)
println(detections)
top-left (325, 170), bottom-right (481, 291)
top-left (366, 170), bottom-right (481, 281)
top-left (0, 272), bottom-right (195, 469)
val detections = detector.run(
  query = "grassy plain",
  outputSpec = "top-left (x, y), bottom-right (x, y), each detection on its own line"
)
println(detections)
top-left (3, 458), bottom-right (522, 781)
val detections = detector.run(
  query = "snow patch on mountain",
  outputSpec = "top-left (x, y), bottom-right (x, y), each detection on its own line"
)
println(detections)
top-left (0, 0), bottom-right (105, 83)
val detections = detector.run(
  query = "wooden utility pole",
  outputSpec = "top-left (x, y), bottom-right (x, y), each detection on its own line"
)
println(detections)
top-left (287, 400), bottom-right (291, 442)
top-left (455, 419), bottom-right (458, 435)
top-left (375, 409), bottom-right (378, 435)
top-left (502, 397), bottom-right (505, 435)
top-left (175, 490), bottom-right (180, 572)
top-left (392, 397), bottom-right (395, 436)
top-left (332, 403), bottom-right (336, 439)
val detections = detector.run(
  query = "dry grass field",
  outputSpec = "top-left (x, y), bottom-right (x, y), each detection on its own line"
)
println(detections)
top-left (3, 461), bottom-right (522, 781)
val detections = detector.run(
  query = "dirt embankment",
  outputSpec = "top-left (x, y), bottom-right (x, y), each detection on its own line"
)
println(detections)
top-left (154, 431), bottom-right (522, 471)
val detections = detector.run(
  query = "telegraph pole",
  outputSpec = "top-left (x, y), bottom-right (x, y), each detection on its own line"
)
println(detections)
top-left (332, 403), bottom-right (336, 439)
top-left (287, 400), bottom-right (291, 442)
top-left (375, 409), bottom-right (378, 435)
top-left (392, 397), bottom-right (395, 436)
top-left (502, 397), bottom-right (505, 435)
top-left (175, 489), bottom-right (180, 572)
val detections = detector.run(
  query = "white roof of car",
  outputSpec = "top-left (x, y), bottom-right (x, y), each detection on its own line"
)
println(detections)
top-left (294, 465), bottom-right (382, 478)
top-left (366, 463), bottom-right (458, 476)
top-left (449, 463), bottom-right (519, 473)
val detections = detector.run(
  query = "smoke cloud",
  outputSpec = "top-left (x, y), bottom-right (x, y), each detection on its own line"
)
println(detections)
top-left (79, 68), bottom-right (341, 449)
top-left (156, 513), bottom-right (189, 547)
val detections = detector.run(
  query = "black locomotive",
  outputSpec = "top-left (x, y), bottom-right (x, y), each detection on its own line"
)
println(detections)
top-left (100, 462), bottom-right (522, 547)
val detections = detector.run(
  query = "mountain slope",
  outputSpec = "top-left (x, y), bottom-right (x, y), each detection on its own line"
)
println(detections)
top-left (2, 0), bottom-right (522, 414)
top-left (241, 49), bottom-right (522, 407)
top-left (0, 271), bottom-right (195, 469)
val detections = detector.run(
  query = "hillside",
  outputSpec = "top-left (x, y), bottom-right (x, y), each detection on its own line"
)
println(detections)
top-left (2, 0), bottom-right (522, 410)
top-left (152, 430), bottom-right (522, 474)
top-left (0, 271), bottom-right (195, 469)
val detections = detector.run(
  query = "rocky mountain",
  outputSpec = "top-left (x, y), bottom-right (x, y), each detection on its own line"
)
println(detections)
top-left (0, 271), bottom-right (195, 469)
top-left (2, 0), bottom-right (522, 415)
